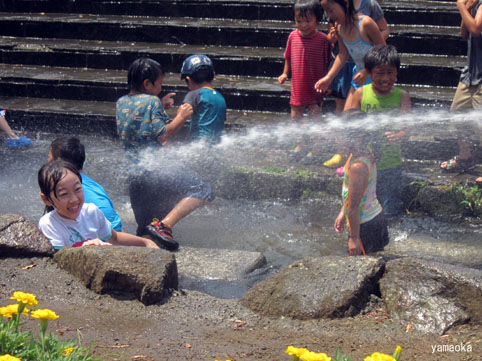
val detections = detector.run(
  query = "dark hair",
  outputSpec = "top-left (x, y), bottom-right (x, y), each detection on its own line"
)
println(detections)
top-left (341, 110), bottom-right (382, 161)
top-left (294, 0), bottom-right (323, 22)
top-left (127, 57), bottom-right (164, 92)
top-left (324, 0), bottom-right (356, 25)
top-left (186, 65), bottom-right (215, 84)
top-left (364, 45), bottom-right (401, 72)
top-left (50, 137), bottom-right (85, 170)
top-left (38, 160), bottom-right (82, 213)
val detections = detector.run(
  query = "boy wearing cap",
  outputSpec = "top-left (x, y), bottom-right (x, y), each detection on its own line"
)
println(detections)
top-left (181, 54), bottom-right (226, 143)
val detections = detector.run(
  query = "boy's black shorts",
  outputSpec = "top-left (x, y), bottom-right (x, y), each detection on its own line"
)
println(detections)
top-left (359, 212), bottom-right (389, 254)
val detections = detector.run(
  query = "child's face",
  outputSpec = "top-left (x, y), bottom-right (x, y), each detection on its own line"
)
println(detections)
top-left (370, 64), bottom-right (398, 95)
top-left (42, 169), bottom-right (84, 220)
top-left (144, 74), bottom-right (163, 96)
top-left (321, 0), bottom-right (345, 24)
top-left (294, 10), bottom-right (318, 38)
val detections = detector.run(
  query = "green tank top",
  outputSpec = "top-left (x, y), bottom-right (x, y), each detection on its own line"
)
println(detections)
top-left (361, 84), bottom-right (403, 170)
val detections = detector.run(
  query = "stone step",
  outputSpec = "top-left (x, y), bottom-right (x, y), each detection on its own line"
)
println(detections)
top-left (0, 12), bottom-right (464, 55)
top-left (0, 36), bottom-right (465, 86)
top-left (0, 63), bottom-right (454, 118)
top-left (0, 74), bottom-right (455, 134)
top-left (0, 0), bottom-right (461, 26)
top-left (0, 95), bottom-right (291, 136)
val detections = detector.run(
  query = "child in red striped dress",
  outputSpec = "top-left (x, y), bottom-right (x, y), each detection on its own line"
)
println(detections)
top-left (279, 0), bottom-right (332, 121)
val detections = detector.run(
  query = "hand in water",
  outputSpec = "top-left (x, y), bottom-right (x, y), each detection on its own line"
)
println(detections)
top-left (348, 237), bottom-right (363, 256)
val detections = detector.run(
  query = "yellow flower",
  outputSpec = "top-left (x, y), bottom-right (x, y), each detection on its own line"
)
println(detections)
top-left (299, 350), bottom-right (331, 361)
top-left (10, 292), bottom-right (38, 308)
top-left (364, 352), bottom-right (396, 361)
top-left (61, 347), bottom-right (74, 356)
top-left (0, 304), bottom-right (28, 319)
top-left (0, 354), bottom-right (22, 361)
top-left (30, 309), bottom-right (59, 321)
top-left (285, 346), bottom-right (309, 358)
top-left (393, 346), bottom-right (402, 361)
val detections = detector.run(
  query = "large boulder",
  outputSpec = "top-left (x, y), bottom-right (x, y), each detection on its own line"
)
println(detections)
top-left (379, 257), bottom-right (482, 334)
top-left (241, 256), bottom-right (385, 319)
top-left (0, 214), bottom-right (54, 257)
top-left (53, 246), bottom-right (177, 305)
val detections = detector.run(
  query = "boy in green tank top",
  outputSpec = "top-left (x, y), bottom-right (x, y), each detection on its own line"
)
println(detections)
top-left (347, 45), bottom-right (411, 218)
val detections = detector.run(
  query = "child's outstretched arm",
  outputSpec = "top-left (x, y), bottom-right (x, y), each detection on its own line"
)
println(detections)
top-left (161, 92), bottom-right (176, 109)
top-left (315, 40), bottom-right (348, 93)
top-left (278, 59), bottom-right (290, 84)
top-left (158, 103), bottom-right (193, 144)
top-left (108, 230), bottom-right (160, 249)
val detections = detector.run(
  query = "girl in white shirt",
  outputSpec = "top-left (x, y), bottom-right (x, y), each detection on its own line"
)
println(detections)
top-left (38, 160), bottom-right (159, 250)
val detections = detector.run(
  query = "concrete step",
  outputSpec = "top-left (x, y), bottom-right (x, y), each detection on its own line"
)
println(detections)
top-left (0, 12), bottom-right (465, 55)
top-left (0, 36), bottom-right (465, 86)
top-left (0, 95), bottom-right (290, 136)
top-left (0, 63), bottom-right (292, 112)
top-left (0, 77), bottom-right (454, 135)
top-left (0, 63), bottom-right (454, 115)
top-left (0, 0), bottom-right (461, 26)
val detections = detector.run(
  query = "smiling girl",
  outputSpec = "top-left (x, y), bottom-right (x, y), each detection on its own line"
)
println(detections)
top-left (38, 160), bottom-right (159, 250)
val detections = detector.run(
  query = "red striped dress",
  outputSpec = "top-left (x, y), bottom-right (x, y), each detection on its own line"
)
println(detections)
top-left (284, 29), bottom-right (332, 107)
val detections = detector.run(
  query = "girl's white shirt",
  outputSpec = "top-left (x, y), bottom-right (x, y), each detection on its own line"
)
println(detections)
top-left (38, 203), bottom-right (112, 249)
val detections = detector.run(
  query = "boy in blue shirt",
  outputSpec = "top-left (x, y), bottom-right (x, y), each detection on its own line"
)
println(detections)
top-left (181, 54), bottom-right (226, 142)
top-left (48, 136), bottom-right (123, 232)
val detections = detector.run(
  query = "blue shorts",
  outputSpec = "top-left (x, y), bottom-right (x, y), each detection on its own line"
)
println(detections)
top-left (330, 61), bottom-right (355, 99)
top-left (129, 167), bottom-right (214, 235)
top-left (351, 64), bottom-right (372, 90)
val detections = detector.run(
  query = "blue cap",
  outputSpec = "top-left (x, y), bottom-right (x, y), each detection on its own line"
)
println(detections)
top-left (180, 54), bottom-right (214, 79)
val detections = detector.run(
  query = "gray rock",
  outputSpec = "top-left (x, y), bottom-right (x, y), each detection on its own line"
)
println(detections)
top-left (0, 213), bottom-right (54, 257)
top-left (379, 257), bottom-right (482, 334)
top-left (176, 246), bottom-right (266, 281)
top-left (241, 256), bottom-right (385, 319)
top-left (53, 246), bottom-right (177, 305)
top-left (382, 235), bottom-right (482, 269)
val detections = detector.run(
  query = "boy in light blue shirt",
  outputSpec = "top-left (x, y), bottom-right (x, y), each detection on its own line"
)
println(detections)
top-left (49, 137), bottom-right (123, 232)
top-left (181, 54), bottom-right (226, 143)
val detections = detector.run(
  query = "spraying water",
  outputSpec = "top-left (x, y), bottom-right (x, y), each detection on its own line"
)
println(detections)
top-left (0, 109), bottom-right (480, 276)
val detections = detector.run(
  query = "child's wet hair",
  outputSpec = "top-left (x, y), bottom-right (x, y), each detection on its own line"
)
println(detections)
top-left (50, 136), bottom-right (85, 170)
top-left (127, 57), bottom-right (164, 92)
top-left (187, 65), bottom-right (215, 84)
top-left (38, 160), bottom-right (82, 212)
top-left (294, 0), bottom-right (324, 22)
top-left (342, 110), bottom-right (382, 161)
top-left (364, 45), bottom-right (401, 72)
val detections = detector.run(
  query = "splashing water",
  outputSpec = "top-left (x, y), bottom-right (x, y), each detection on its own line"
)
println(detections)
top-left (0, 109), bottom-right (480, 274)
